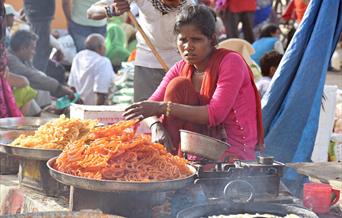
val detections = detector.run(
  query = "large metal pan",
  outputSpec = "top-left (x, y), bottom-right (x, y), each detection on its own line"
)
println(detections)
top-left (0, 117), bottom-right (52, 131)
top-left (47, 157), bottom-right (196, 192)
top-left (180, 130), bottom-right (230, 160)
top-left (177, 202), bottom-right (319, 218)
top-left (0, 131), bottom-right (61, 161)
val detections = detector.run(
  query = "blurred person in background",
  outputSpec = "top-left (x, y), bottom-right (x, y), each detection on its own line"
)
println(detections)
top-left (218, 0), bottom-right (257, 43)
top-left (7, 30), bottom-right (75, 112)
top-left (23, 0), bottom-right (55, 73)
top-left (62, 0), bottom-right (107, 52)
top-left (0, 0), bottom-right (22, 118)
top-left (251, 23), bottom-right (284, 65)
top-left (105, 16), bottom-right (131, 71)
top-left (256, 50), bottom-right (283, 98)
top-left (68, 34), bottom-right (115, 105)
top-left (4, 3), bottom-right (17, 48)
top-left (87, 0), bottom-right (191, 102)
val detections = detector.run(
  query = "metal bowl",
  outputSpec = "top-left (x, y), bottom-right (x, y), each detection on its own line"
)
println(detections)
top-left (180, 130), bottom-right (230, 161)
top-left (0, 117), bottom-right (52, 131)
top-left (0, 131), bottom-right (62, 161)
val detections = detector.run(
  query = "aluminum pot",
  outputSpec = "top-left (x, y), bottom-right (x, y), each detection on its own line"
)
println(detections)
top-left (180, 130), bottom-right (230, 160)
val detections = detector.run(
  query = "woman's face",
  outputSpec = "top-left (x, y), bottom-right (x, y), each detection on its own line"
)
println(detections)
top-left (177, 24), bottom-right (215, 69)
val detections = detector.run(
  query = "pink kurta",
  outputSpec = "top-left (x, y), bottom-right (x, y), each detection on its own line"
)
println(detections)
top-left (149, 52), bottom-right (258, 160)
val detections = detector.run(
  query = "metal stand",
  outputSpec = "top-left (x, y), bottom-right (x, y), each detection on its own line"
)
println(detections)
top-left (18, 159), bottom-right (68, 197)
top-left (70, 187), bottom-right (167, 218)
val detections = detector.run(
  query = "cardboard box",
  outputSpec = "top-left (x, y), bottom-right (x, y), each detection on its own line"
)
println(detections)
top-left (70, 104), bottom-right (150, 134)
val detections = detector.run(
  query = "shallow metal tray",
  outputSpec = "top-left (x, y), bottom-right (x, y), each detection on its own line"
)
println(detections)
top-left (47, 157), bottom-right (196, 192)
top-left (0, 117), bottom-right (52, 131)
top-left (0, 131), bottom-right (61, 161)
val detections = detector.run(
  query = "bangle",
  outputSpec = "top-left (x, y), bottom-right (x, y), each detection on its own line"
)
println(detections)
top-left (165, 101), bottom-right (172, 117)
top-left (104, 5), bottom-right (115, 17)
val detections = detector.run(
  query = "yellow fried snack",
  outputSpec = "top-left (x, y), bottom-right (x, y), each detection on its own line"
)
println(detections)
top-left (10, 115), bottom-right (97, 150)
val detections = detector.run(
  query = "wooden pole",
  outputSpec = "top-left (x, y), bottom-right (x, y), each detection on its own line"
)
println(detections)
top-left (127, 11), bottom-right (169, 72)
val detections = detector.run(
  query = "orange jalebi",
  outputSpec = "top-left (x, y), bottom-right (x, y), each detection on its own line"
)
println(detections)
top-left (54, 120), bottom-right (192, 181)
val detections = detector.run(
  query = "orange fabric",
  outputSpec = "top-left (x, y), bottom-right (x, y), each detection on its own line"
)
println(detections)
top-left (179, 48), bottom-right (228, 104)
top-left (127, 49), bottom-right (136, 62)
top-left (163, 77), bottom-right (201, 156)
top-left (294, 0), bottom-right (308, 23)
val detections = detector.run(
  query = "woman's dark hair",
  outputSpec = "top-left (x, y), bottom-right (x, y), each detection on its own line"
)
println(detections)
top-left (10, 29), bottom-right (38, 52)
top-left (174, 5), bottom-right (216, 38)
top-left (259, 50), bottom-right (283, 77)
top-left (259, 24), bottom-right (279, 38)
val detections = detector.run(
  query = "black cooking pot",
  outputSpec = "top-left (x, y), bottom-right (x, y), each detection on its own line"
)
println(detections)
top-left (176, 202), bottom-right (319, 218)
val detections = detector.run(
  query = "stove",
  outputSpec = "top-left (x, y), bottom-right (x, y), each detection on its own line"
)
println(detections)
top-left (192, 157), bottom-right (285, 201)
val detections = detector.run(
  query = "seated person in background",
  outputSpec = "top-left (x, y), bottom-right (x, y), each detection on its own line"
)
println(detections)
top-left (123, 5), bottom-right (263, 161)
top-left (251, 23), bottom-right (284, 65)
top-left (6, 70), bottom-right (41, 116)
top-left (256, 50), bottom-right (283, 98)
top-left (68, 33), bottom-right (115, 105)
top-left (105, 18), bottom-right (131, 72)
top-left (7, 30), bottom-right (75, 110)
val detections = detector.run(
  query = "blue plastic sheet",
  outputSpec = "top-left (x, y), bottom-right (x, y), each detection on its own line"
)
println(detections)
top-left (261, 0), bottom-right (342, 194)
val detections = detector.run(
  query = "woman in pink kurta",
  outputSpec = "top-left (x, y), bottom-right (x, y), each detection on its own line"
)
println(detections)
top-left (124, 5), bottom-right (263, 161)
top-left (0, 1), bottom-right (22, 118)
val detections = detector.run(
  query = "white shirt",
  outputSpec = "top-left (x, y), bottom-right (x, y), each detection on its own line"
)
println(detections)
top-left (68, 50), bottom-right (115, 105)
top-left (101, 0), bottom-right (190, 69)
top-left (256, 76), bottom-right (272, 99)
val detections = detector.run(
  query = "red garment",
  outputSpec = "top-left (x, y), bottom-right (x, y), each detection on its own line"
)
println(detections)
top-left (163, 77), bottom-right (201, 156)
top-left (158, 49), bottom-right (264, 159)
top-left (294, 0), bottom-right (308, 23)
top-left (282, 0), bottom-right (308, 23)
top-left (226, 0), bottom-right (256, 13)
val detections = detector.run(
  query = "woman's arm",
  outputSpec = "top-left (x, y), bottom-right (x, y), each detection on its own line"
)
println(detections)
top-left (87, 0), bottom-right (109, 20)
top-left (7, 72), bottom-right (29, 88)
top-left (149, 61), bottom-right (183, 101)
top-left (87, 0), bottom-right (131, 20)
top-left (157, 53), bottom-right (246, 125)
top-left (125, 53), bottom-right (246, 126)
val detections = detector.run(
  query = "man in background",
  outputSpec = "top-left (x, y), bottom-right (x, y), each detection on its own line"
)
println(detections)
top-left (23, 0), bottom-right (55, 72)
top-left (62, 0), bottom-right (107, 52)
top-left (7, 30), bottom-right (75, 111)
top-left (68, 34), bottom-right (115, 105)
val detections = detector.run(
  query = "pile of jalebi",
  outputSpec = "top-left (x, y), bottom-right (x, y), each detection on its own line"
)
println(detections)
top-left (10, 115), bottom-right (97, 149)
top-left (54, 120), bottom-right (192, 181)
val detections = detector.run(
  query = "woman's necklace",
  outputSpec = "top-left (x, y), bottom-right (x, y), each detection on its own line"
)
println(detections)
top-left (194, 69), bottom-right (204, 75)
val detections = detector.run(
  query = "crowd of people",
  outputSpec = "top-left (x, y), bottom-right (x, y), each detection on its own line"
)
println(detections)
top-left (0, 0), bottom-right (328, 160)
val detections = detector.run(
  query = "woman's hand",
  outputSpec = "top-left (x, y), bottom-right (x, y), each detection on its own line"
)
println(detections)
top-left (151, 122), bottom-right (174, 152)
top-left (123, 101), bottom-right (165, 120)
